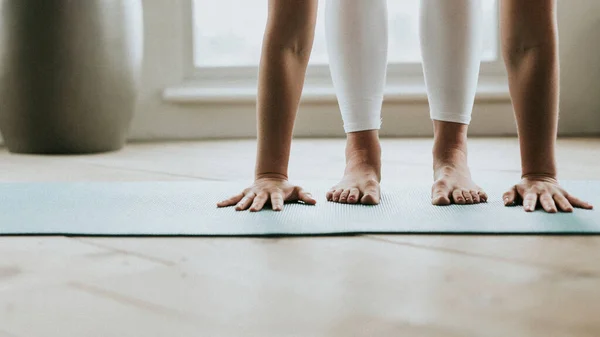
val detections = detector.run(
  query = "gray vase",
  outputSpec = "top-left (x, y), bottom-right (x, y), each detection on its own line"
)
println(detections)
top-left (0, 0), bottom-right (143, 154)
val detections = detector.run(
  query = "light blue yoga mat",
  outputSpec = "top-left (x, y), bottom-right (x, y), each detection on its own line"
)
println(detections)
top-left (0, 181), bottom-right (598, 236)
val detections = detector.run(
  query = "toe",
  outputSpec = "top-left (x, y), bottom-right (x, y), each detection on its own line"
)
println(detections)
top-left (332, 189), bottom-right (343, 202)
top-left (339, 189), bottom-right (351, 203)
top-left (478, 190), bottom-right (488, 203)
top-left (361, 193), bottom-right (379, 205)
top-left (348, 188), bottom-right (360, 204)
top-left (462, 189), bottom-right (473, 204)
top-left (360, 180), bottom-right (380, 205)
top-left (470, 190), bottom-right (481, 204)
top-left (432, 195), bottom-right (451, 205)
top-left (326, 188), bottom-right (335, 201)
top-left (431, 182), bottom-right (452, 206)
top-left (452, 189), bottom-right (465, 204)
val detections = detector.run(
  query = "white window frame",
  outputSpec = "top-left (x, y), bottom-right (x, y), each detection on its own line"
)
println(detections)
top-left (163, 0), bottom-right (509, 104)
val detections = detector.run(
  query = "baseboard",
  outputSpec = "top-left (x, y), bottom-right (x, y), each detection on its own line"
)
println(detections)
top-left (1, 100), bottom-right (597, 146)
top-left (125, 100), bottom-right (520, 141)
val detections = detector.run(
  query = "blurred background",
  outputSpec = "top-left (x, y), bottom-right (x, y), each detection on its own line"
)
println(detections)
top-left (124, 0), bottom-right (599, 141)
top-left (1, 0), bottom-right (596, 144)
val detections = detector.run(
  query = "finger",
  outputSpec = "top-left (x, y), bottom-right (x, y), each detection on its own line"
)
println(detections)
top-left (470, 190), bottom-right (481, 204)
top-left (431, 182), bottom-right (452, 206)
top-left (348, 188), bottom-right (361, 204)
top-left (566, 194), bottom-right (594, 210)
top-left (339, 189), bottom-right (351, 203)
top-left (235, 192), bottom-right (256, 211)
top-left (249, 193), bottom-right (269, 212)
top-left (539, 192), bottom-right (557, 213)
top-left (462, 189), bottom-right (473, 204)
top-left (523, 192), bottom-right (538, 212)
top-left (502, 186), bottom-right (517, 206)
top-left (478, 190), bottom-right (488, 203)
top-left (298, 189), bottom-right (316, 205)
top-left (332, 189), bottom-right (343, 202)
top-left (270, 192), bottom-right (284, 211)
top-left (452, 189), bottom-right (465, 205)
top-left (553, 194), bottom-right (573, 213)
top-left (217, 192), bottom-right (245, 207)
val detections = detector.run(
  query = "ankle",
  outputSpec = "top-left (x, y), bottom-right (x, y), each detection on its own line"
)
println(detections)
top-left (433, 120), bottom-right (468, 146)
top-left (344, 130), bottom-right (381, 179)
top-left (346, 130), bottom-right (380, 158)
top-left (346, 129), bottom-right (380, 150)
top-left (432, 121), bottom-right (469, 166)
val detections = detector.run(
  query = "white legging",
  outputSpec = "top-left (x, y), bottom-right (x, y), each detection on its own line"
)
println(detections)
top-left (325, 0), bottom-right (483, 132)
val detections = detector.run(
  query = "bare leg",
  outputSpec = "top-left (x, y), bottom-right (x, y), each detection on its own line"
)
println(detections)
top-left (420, 0), bottom-right (487, 205)
top-left (325, 0), bottom-right (387, 205)
top-left (431, 121), bottom-right (487, 205)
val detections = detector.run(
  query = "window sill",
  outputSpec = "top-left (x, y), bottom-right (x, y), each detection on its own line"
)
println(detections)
top-left (163, 77), bottom-right (510, 104)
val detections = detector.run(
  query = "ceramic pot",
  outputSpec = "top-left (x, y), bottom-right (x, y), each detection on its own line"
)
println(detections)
top-left (0, 0), bottom-right (143, 154)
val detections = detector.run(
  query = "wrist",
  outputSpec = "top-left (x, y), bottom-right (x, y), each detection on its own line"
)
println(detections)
top-left (255, 148), bottom-right (290, 182)
top-left (521, 172), bottom-right (558, 182)
top-left (521, 159), bottom-right (557, 181)
top-left (255, 157), bottom-right (289, 181)
top-left (255, 171), bottom-right (288, 181)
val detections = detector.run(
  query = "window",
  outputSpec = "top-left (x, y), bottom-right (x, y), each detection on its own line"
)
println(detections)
top-left (193, 0), bottom-right (499, 69)
top-left (154, 0), bottom-right (514, 138)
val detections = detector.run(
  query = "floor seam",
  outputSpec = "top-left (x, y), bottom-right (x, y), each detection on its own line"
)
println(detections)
top-left (364, 235), bottom-right (599, 276)
top-left (68, 281), bottom-right (199, 323)
top-left (69, 237), bottom-right (178, 267)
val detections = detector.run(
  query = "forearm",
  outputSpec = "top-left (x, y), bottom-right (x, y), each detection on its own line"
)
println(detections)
top-left (501, 0), bottom-right (559, 178)
top-left (255, 0), bottom-right (316, 179)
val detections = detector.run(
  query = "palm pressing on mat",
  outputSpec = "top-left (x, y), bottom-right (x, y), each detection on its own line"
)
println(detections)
top-left (217, 0), bottom-right (593, 214)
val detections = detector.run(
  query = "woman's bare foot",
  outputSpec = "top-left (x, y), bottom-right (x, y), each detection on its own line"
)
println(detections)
top-left (326, 130), bottom-right (381, 205)
top-left (431, 121), bottom-right (488, 205)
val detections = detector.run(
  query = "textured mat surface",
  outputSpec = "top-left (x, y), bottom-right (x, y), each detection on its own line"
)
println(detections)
top-left (0, 181), bottom-right (599, 236)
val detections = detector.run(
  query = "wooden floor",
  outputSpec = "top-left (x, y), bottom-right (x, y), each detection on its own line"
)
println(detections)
top-left (1, 138), bottom-right (599, 337)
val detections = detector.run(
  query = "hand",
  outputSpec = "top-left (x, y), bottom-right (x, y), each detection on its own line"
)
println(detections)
top-left (503, 175), bottom-right (594, 213)
top-left (216, 175), bottom-right (316, 212)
